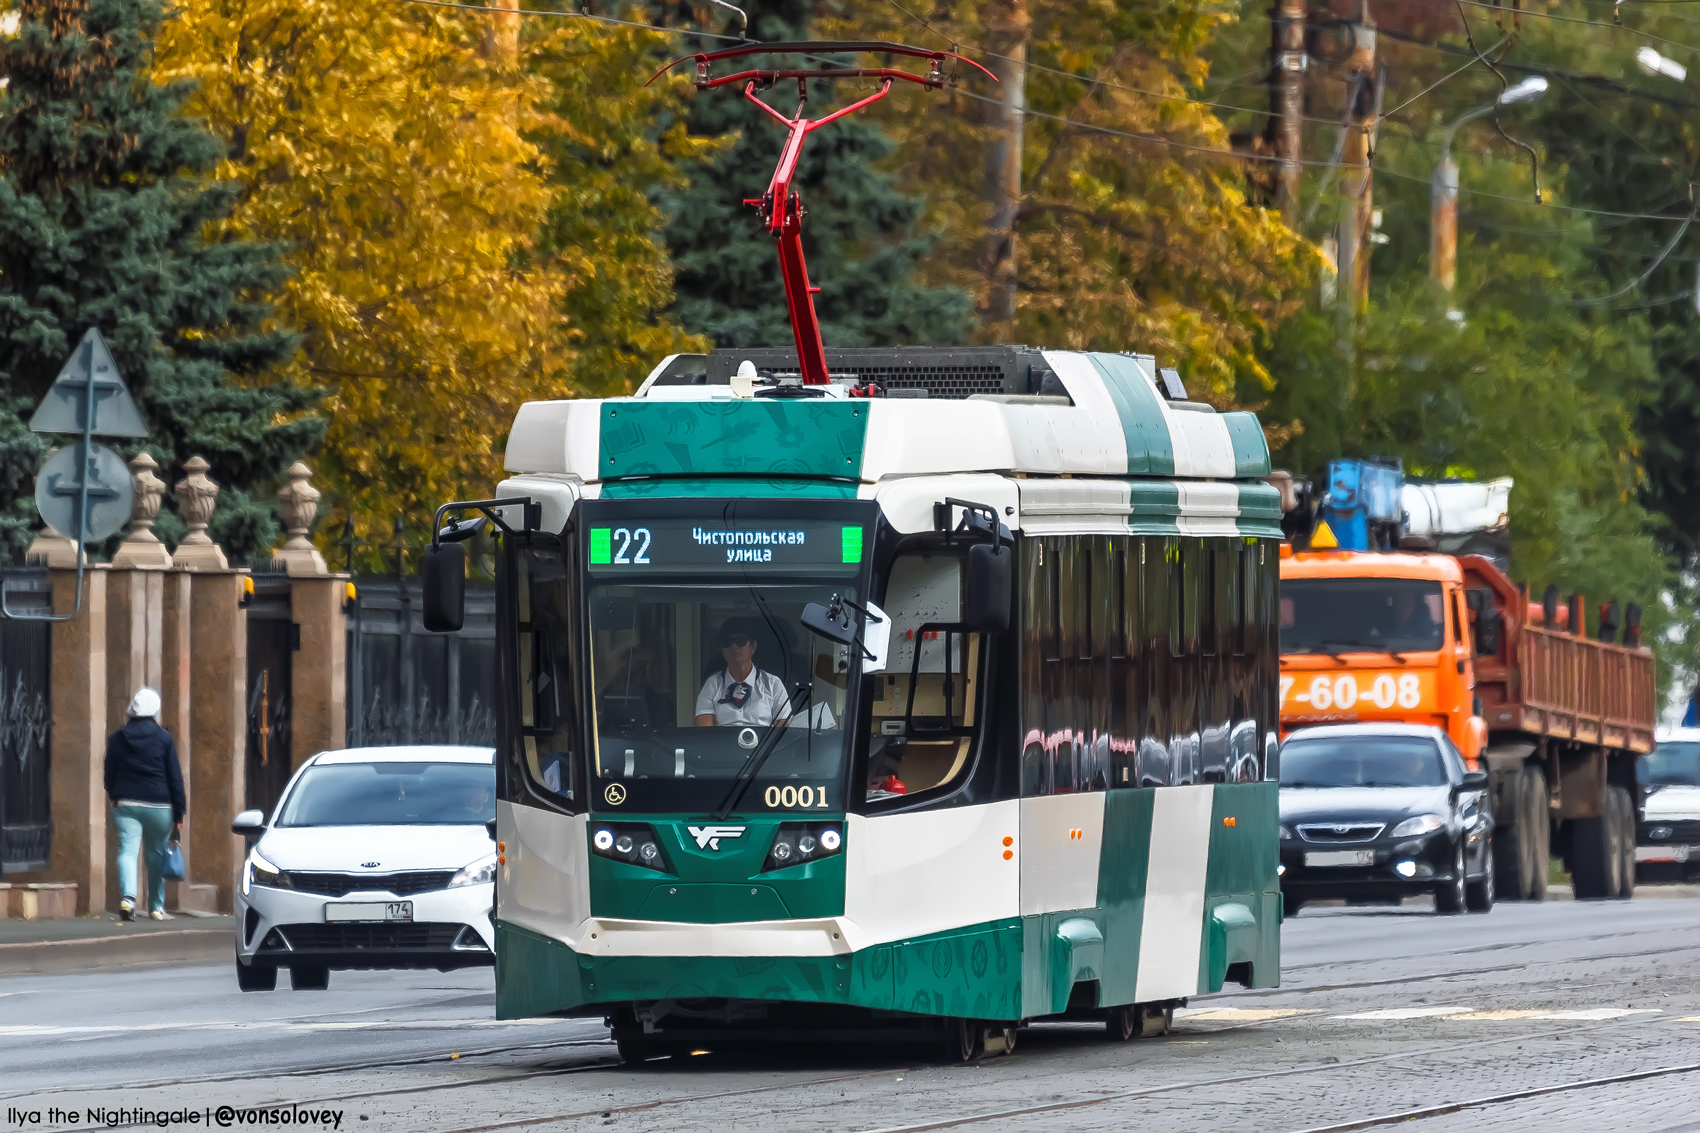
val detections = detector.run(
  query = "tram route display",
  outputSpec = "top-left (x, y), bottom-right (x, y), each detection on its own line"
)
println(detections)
top-left (586, 519), bottom-right (864, 572)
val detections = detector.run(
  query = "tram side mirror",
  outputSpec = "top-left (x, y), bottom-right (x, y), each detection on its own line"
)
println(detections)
top-left (860, 599), bottom-right (891, 674)
top-left (964, 542), bottom-right (1011, 632)
top-left (802, 601), bottom-right (856, 646)
top-left (422, 542), bottom-right (466, 633)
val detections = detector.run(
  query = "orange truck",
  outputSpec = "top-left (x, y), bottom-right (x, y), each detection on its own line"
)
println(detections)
top-left (1279, 525), bottom-right (1656, 902)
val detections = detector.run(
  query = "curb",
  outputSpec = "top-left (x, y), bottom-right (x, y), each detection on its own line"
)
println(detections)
top-left (0, 928), bottom-right (229, 976)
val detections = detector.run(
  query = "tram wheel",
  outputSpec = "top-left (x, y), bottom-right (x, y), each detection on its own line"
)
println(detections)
top-left (940, 1017), bottom-right (984, 1064)
top-left (1107, 1005), bottom-right (1137, 1042)
top-left (616, 1036), bottom-right (665, 1066)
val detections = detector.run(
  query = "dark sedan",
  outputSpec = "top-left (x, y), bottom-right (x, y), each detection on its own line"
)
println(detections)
top-left (1278, 723), bottom-right (1494, 916)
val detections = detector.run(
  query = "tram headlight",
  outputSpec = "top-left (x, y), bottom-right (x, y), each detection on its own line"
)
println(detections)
top-left (589, 823), bottom-right (672, 873)
top-left (763, 824), bottom-right (843, 872)
top-left (449, 852), bottom-right (498, 888)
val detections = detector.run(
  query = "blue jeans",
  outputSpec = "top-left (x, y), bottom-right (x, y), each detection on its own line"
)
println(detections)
top-left (114, 803), bottom-right (174, 912)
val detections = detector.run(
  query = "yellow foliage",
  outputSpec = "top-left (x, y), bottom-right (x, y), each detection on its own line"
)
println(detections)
top-left (156, 0), bottom-right (561, 539)
top-left (155, 1), bottom-right (710, 548)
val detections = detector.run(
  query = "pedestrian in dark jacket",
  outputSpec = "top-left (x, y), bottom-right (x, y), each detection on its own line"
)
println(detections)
top-left (104, 688), bottom-right (185, 921)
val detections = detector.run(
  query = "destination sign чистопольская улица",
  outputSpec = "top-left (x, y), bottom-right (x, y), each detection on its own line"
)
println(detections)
top-left (587, 520), bottom-right (864, 573)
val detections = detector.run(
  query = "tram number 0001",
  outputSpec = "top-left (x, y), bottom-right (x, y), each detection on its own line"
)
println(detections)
top-left (1281, 672), bottom-right (1423, 711)
top-left (764, 785), bottom-right (830, 809)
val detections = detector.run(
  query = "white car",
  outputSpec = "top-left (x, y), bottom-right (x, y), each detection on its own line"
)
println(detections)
top-left (231, 745), bottom-right (497, 991)
top-left (1637, 727), bottom-right (1700, 884)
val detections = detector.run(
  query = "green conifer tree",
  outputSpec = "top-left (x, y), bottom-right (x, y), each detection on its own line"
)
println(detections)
top-left (0, 0), bottom-right (321, 562)
top-left (657, 0), bottom-right (975, 348)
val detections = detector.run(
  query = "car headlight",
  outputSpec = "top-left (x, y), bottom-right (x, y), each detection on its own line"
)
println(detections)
top-left (1279, 824), bottom-right (1294, 840)
top-left (1390, 814), bottom-right (1445, 838)
top-left (246, 850), bottom-right (288, 895)
top-left (448, 852), bottom-right (498, 888)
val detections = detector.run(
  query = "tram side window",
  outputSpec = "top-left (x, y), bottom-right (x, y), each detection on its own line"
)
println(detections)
top-left (869, 552), bottom-right (984, 802)
top-left (1139, 537), bottom-right (1173, 788)
top-left (517, 547), bottom-right (581, 810)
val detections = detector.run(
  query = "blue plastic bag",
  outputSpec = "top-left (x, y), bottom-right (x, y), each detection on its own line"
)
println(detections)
top-left (162, 839), bottom-right (186, 882)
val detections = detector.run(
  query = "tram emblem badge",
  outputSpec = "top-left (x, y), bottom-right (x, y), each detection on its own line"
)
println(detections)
top-left (688, 825), bottom-right (746, 851)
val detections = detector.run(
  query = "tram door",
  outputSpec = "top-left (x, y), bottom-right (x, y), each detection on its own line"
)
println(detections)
top-left (246, 577), bottom-right (296, 817)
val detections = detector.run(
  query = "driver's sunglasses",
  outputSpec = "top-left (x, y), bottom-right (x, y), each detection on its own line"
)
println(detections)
top-left (720, 635), bottom-right (753, 648)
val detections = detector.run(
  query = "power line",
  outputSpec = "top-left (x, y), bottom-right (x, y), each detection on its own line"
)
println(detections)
top-left (1454, 0), bottom-right (1700, 54)
top-left (397, 0), bottom-right (1696, 225)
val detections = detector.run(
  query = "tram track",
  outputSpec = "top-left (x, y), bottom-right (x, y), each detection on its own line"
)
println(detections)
top-left (212, 1005), bottom-right (1681, 1133)
top-left (851, 1012), bottom-right (1689, 1133)
top-left (1286, 1061), bottom-right (1700, 1133)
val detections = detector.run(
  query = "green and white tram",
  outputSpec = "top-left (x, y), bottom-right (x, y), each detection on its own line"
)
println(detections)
top-left (425, 344), bottom-right (1284, 1061)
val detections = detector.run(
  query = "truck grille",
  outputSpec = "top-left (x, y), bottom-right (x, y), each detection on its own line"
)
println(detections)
top-left (1298, 823), bottom-right (1385, 843)
top-left (283, 871), bottom-right (455, 898)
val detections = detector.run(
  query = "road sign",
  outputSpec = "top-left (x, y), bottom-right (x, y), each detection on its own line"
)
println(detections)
top-left (34, 444), bottom-right (133, 544)
top-left (28, 327), bottom-right (147, 438)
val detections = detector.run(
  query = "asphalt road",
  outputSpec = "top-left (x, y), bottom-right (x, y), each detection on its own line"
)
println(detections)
top-left (4, 892), bottom-right (1699, 1133)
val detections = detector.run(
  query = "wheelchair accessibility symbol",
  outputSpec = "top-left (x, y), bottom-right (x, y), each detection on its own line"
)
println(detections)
top-left (604, 783), bottom-right (627, 805)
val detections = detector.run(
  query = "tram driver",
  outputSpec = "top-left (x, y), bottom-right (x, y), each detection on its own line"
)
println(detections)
top-left (695, 617), bottom-right (793, 728)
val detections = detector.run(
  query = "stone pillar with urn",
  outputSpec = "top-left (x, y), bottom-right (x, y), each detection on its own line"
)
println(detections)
top-left (170, 456), bottom-right (249, 910)
top-left (275, 462), bottom-right (348, 771)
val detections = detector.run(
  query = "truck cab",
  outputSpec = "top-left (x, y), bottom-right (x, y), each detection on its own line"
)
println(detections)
top-left (1279, 548), bottom-right (1486, 763)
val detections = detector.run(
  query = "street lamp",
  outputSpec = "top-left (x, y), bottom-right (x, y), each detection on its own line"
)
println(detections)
top-left (1430, 77), bottom-right (1549, 291)
top-left (1637, 47), bottom-right (1687, 84)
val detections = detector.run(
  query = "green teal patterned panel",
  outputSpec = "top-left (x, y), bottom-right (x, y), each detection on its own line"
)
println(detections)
top-left (1222, 412), bottom-right (1272, 478)
top-left (1127, 479), bottom-right (1183, 536)
top-left (600, 401), bottom-right (869, 481)
top-left (587, 816), bottom-right (846, 923)
top-left (1198, 782), bottom-right (1281, 992)
top-left (889, 919), bottom-right (1024, 1020)
top-left (496, 922), bottom-right (588, 1019)
top-left (494, 917), bottom-right (1021, 1020)
top-left (1096, 787), bottom-right (1156, 1006)
top-left (600, 477), bottom-right (858, 499)
top-left (1087, 354), bottom-right (1177, 477)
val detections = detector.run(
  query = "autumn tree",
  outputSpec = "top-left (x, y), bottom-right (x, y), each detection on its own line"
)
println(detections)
top-left (156, 0), bottom-right (566, 552)
top-left (0, 0), bottom-right (320, 560)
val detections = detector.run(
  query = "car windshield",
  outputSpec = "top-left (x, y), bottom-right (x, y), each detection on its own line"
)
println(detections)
top-left (1281, 578), bottom-right (1445, 654)
top-left (274, 761), bottom-right (495, 826)
top-left (580, 513), bottom-right (868, 814)
top-left (1639, 741), bottom-right (1700, 787)
top-left (1279, 735), bottom-right (1448, 788)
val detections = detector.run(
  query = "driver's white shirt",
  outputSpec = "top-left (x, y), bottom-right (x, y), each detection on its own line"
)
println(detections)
top-left (695, 667), bottom-right (791, 726)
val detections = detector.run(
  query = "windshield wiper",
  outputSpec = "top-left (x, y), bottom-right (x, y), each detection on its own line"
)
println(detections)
top-left (712, 683), bottom-right (812, 820)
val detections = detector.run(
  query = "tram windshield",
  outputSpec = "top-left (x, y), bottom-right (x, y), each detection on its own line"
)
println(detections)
top-left (1281, 578), bottom-right (1445, 655)
top-left (524, 510), bottom-right (871, 814)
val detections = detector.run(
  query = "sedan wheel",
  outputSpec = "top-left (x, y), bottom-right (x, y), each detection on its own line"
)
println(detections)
top-left (1435, 841), bottom-right (1466, 914)
top-left (1466, 839), bottom-right (1495, 913)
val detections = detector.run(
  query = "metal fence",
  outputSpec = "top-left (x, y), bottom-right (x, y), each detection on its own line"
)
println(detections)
top-left (0, 567), bottom-right (52, 873)
top-left (346, 577), bottom-right (496, 749)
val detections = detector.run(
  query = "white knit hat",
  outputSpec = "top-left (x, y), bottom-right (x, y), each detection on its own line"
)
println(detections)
top-left (127, 687), bottom-right (162, 719)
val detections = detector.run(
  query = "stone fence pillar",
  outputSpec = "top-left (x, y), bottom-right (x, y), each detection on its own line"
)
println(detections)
top-left (274, 462), bottom-right (345, 769)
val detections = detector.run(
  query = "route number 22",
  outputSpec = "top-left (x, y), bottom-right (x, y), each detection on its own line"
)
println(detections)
top-left (611, 527), bottom-right (651, 565)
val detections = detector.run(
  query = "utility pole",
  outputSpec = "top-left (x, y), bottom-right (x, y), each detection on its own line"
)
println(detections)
top-left (483, 0), bottom-right (519, 68)
top-left (1336, 1), bottom-right (1377, 325)
top-left (981, 0), bottom-right (1027, 338)
top-left (1272, 0), bottom-right (1307, 221)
